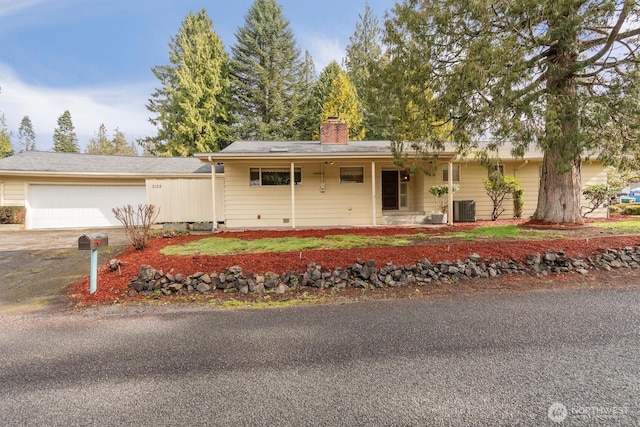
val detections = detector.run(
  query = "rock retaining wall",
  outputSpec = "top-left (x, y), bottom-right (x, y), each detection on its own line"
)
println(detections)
top-left (126, 246), bottom-right (640, 297)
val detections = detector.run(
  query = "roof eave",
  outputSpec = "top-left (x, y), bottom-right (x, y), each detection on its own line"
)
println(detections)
top-left (0, 171), bottom-right (209, 179)
top-left (195, 151), bottom-right (460, 162)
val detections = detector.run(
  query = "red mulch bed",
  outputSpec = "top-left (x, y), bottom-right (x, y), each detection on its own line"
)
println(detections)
top-left (69, 217), bottom-right (640, 306)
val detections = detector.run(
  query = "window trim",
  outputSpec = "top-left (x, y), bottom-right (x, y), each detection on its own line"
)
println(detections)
top-left (249, 166), bottom-right (302, 186)
top-left (339, 166), bottom-right (365, 184)
top-left (442, 164), bottom-right (460, 182)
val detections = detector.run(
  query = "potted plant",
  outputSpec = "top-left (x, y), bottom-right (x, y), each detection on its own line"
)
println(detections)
top-left (429, 184), bottom-right (460, 223)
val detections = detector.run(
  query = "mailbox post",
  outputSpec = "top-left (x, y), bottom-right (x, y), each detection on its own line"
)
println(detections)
top-left (78, 233), bottom-right (108, 294)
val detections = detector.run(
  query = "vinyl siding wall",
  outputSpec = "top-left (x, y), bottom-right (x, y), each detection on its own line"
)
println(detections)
top-left (147, 177), bottom-right (215, 223)
top-left (222, 159), bottom-right (609, 227)
top-left (223, 161), bottom-right (377, 228)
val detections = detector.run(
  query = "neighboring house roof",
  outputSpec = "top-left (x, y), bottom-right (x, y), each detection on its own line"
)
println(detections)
top-left (0, 151), bottom-right (212, 177)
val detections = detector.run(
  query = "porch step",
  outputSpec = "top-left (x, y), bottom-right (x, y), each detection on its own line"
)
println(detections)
top-left (383, 212), bottom-right (428, 225)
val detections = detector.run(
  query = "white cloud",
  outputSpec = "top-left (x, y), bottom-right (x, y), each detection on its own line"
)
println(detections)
top-left (0, 0), bottom-right (48, 17)
top-left (300, 33), bottom-right (345, 72)
top-left (0, 64), bottom-right (155, 151)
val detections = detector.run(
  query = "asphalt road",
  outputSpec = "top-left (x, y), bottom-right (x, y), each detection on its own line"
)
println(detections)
top-left (1, 286), bottom-right (639, 426)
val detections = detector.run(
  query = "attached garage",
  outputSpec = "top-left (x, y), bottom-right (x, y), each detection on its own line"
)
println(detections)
top-left (0, 151), bottom-right (214, 230)
top-left (28, 184), bottom-right (147, 229)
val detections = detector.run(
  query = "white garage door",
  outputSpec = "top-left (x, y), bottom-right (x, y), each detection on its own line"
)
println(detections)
top-left (28, 185), bottom-right (147, 229)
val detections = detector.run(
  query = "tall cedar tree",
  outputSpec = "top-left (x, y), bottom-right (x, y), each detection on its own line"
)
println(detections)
top-left (230, 0), bottom-right (303, 140)
top-left (294, 51), bottom-right (318, 140)
top-left (385, 0), bottom-right (640, 223)
top-left (17, 116), bottom-right (36, 152)
top-left (343, 3), bottom-right (384, 139)
top-left (319, 64), bottom-right (365, 140)
top-left (52, 110), bottom-right (79, 153)
top-left (0, 114), bottom-right (13, 158)
top-left (145, 9), bottom-right (231, 156)
top-left (310, 62), bottom-right (342, 139)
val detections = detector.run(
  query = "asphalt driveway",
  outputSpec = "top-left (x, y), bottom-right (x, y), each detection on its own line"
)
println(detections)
top-left (0, 228), bottom-right (129, 315)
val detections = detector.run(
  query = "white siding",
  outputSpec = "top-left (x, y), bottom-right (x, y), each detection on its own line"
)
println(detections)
top-left (581, 162), bottom-right (608, 218)
top-left (422, 160), bottom-right (542, 220)
top-left (223, 161), bottom-right (376, 228)
top-left (147, 178), bottom-right (214, 223)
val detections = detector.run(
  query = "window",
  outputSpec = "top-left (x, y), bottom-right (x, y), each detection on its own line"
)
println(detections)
top-left (250, 167), bottom-right (302, 186)
top-left (487, 164), bottom-right (504, 178)
top-left (442, 164), bottom-right (460, 182)
top-left (340, 166), bottom-right (364, 183)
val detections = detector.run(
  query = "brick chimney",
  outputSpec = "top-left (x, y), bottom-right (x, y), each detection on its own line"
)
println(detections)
top-left (320, 117), bottom-right (348, 144)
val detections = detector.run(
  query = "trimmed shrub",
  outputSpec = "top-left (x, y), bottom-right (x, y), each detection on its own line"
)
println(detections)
top-left (0, 206), bottom-right (26, 224)
top-left (622, 204), bottom-right (640, 215)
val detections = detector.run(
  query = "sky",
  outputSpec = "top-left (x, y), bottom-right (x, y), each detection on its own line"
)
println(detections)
top-left (0, 0), bottom-right (396, 152)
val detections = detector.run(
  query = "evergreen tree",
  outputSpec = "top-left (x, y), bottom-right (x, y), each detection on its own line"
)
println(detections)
top-left (294, 51), bottom-right (317, 140)
top-left (0, 114), bottom-right (13, 158)
top-left (319, 67), bottom-right (365, 141)
top-left (385, 0), bottom-right (640, 223)
top-left (52, 110), bottom-right (79, 153)
top-left (311, 61), bottom-right (365, 140)
top-left (229, 0), bottom-right (303, 140)
top-left (112, 128), bottom-right (137, 156)
top-left (86, 123), bottom-right (114, 154)
top-left (343, 3), bottom-right (384, 139)
top-left (145, 8), bottom-right (231, 156)
top-left (310, 61), bottom-right (342, 139)
top-left (17, 116), bottom-right (36, 152)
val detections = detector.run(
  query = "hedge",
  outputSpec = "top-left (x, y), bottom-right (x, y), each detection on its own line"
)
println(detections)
top-left (0, 206), bottom-right (26, 224)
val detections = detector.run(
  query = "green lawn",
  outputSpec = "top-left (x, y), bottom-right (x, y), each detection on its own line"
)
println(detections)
top-left (159, 221), bottom-right (638, 257)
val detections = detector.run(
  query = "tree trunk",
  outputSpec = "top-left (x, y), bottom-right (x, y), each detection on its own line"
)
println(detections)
top-left (533, 149), bottom-right (583, 224)
top-left (534, 9), bottom-right (583, 224)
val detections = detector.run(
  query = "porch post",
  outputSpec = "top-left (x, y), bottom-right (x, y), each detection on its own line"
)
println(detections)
top-left (448, 159), bottom-right (454, 226)
top-left (371, 161), bottom-right (377, 226)
top-left (291, 162), bottom-right (296, 229)
top-left (209, 157), bottom-right (217, 231)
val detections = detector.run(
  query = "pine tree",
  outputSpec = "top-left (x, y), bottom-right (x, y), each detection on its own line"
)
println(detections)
top-left (145, 8), bottom-right (231, 156)
top-left (385, 0), bottom-right (640, 223)
top-left (0, 114), bottom-right (13, 158)
top-left (17, 116), bottom-right (36, 152)
top-left (52, 110), bottom-right (79, 153)
top-left (86, 123), bottom-right (114, 154)
top-left (112, 128), bottom-right (137, 156)
top-left (229, 0), bottom-right (303, 140)
top-left (343, 3), bottom-right (384, 139)
top-left (293, 51), bottom-right (317, 140)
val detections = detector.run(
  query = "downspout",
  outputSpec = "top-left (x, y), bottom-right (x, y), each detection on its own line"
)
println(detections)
top-left (208, 155), bottom-right (217, 231)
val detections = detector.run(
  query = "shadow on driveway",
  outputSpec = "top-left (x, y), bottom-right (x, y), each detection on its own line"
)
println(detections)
top-left (0, 228), bottom-right (129, 315)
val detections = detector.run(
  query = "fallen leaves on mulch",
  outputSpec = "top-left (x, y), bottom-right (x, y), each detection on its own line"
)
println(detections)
top-left (68, 218), bottom-right (640, 307)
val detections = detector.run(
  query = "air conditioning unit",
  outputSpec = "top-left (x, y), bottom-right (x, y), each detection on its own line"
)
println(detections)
top-left (453, 200), bottom-right (476, 222)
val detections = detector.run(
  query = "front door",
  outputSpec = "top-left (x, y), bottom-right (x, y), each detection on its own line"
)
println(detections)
top-left (382, 170), bottom-right (399, 210)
